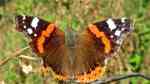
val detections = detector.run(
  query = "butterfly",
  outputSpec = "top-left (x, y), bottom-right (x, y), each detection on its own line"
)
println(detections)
top-left (15, 15), bottom-right (133, 83)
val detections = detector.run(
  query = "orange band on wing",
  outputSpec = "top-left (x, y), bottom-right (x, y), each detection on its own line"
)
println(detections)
top-left (75, 66), bottom-right (106, 83)
top-left (56, 74), bottom-right (68, 81)
top-left (88, 24), bottom-right (111, 53)
top-left (37, 24), bottom-right (55, 53)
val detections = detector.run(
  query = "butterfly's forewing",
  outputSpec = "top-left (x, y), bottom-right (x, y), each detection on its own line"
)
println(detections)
top-left (73, 18), bottom-right (133, 82)
top-left (93, 18), bottom-right (133, 56)
top-left (15, 15), bottom-right (71, 80)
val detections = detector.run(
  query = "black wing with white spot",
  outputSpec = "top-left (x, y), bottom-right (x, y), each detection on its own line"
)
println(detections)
top-left (16, 15), bottom-right (50, 39)
top-left (94, 18), bottom-right (133, 55)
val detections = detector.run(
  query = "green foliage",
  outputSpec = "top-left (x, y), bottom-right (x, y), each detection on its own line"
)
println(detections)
top-left (16, 0), bottom-right (33, 15)
top-left (129, 77), bottom-right (150, 84)
top-left (59, 17), bottom-right (68, 31)
top-left (4, 70), bottom-right (18, 83)
top-left (129, 53), bottom-right (142, 71)
top-left (71, 16), bottom-right (80, 30)
top-left (26, 74), bottom-right (42, 84)
top-left (3, 59), bottom-right (19, 84)
top-left (4, 31), bottom-right (27, 50)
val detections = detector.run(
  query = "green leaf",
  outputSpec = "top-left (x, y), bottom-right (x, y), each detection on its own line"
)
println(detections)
top-left (129, 53), bottom-right (142, 71)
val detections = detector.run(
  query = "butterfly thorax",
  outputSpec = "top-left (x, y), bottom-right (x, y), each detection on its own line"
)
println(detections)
top-left (65, 28), bottom-right (77, 66)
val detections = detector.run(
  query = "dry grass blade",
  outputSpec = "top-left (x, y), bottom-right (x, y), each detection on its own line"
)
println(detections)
top-left (18, 55), bottom-right (38, 61)
top-left (0, 46), bottom-right (29, 67)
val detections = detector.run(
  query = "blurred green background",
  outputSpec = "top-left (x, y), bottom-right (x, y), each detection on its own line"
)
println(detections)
top-left (0, 0), bottom-right (150, 84)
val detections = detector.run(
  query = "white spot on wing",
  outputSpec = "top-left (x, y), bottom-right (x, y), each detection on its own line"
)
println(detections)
top-left (121, 27), bottom-right (125, 31)
top-left (110, 35), bottom-right (114, 38)
top-left (115, 30), bottom-right (122, 36)
top-left (31, 17), bottom-right (39, 29)
top-left (34, 34), bottom-right (37, 37)
top-left (121, 17), bottom-right (126, 23)
top-left (23, 15), bottom-right (26, 20)
top-left (27, 28), bottom-right (33, 35)
top-left (106, 18), bottom-right (116, 31)
top-left (23, 25), bottom-right (26, 29)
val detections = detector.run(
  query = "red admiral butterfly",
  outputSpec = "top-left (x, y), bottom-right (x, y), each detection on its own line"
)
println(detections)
top-left (15, 15), bottom-right (133, 83)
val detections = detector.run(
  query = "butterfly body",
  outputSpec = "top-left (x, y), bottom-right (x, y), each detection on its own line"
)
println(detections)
top-left (15, 15), bottom-right (133, 83)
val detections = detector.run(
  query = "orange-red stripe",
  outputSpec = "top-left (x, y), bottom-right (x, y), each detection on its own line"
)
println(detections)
top-left (36, 24), bottom-right (55, 53)
top-left (88, 24), bottom-right (111, 53)
top-left (75, 66), bottom-right (106, 83)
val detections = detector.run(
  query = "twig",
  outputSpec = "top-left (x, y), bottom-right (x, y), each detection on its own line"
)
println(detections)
top-left (91, 73), bottom-right (150, 84)
top-left (0, 46), bottom-right (29, 67)
top-left (19, 55), bottom-right (38, 61)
